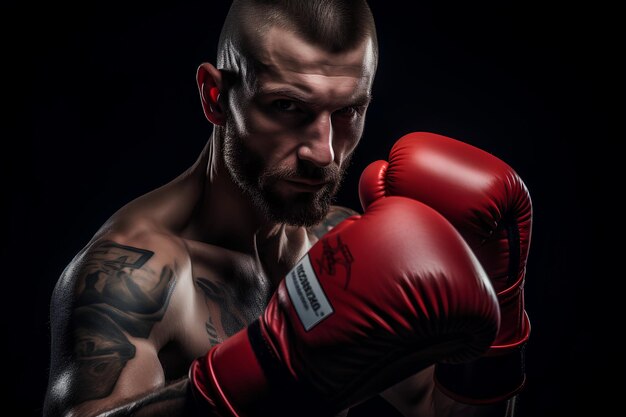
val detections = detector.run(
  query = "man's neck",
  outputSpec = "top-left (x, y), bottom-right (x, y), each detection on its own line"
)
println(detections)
top-left (182, 134), bottom-right (310, 261)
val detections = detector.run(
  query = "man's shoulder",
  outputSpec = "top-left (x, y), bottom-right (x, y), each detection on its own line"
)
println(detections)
top-left (89, 221), bottom-right (189, 269)
top-left (54, 225), bottom-right (190, 306)
top-left (307, 205), bottom-right (361, 240)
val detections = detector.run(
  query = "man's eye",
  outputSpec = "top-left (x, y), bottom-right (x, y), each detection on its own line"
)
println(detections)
top-left (272, 99), bottom-right (298, 112)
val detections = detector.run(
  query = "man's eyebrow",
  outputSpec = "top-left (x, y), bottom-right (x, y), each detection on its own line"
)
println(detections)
top-left (258, 88), bottom-right (312, 103)
top-left (258, 88), bottom-right (372, 106)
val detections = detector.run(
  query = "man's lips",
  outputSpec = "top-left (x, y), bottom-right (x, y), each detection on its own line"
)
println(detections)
top-left (283, 178), bottom-right (329, 191)
top-left (288, 177), bottom-right (328, 186)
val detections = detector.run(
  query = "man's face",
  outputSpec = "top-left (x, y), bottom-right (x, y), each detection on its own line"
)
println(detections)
top-left (222, 26), bottom-right (376, 227)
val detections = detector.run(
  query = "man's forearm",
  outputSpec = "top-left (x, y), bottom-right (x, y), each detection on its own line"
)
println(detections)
top-left (94, 378), bottom-right (200, 417)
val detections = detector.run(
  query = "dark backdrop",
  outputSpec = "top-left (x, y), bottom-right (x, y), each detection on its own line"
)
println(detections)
top-left (3, 1), bottom-right (622, 416)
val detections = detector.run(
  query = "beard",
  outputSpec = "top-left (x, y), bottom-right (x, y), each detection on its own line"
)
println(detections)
top-left (222, 123), bottom-right (351, 227)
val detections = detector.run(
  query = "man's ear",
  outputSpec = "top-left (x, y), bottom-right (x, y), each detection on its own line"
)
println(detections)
top-left (196, 63), bottom-right (225, 125)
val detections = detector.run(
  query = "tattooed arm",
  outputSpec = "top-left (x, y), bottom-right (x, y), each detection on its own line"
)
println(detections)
top-left (44, 233), bottom-right (203, 417)
top-left (307, 205), bottom-right (361, 240)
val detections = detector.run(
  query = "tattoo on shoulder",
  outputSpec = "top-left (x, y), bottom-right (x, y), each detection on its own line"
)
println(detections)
top-left (71, 240), bottom-right (177, 404)
top-left (308, 206), bottom-right (361, 239)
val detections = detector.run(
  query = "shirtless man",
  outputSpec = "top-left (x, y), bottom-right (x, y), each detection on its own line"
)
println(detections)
top-left (44, 1), bottom-right (531, 416)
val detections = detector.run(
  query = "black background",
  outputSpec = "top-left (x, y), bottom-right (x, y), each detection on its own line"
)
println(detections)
top-left (2, 1), bottom-right (623, 416)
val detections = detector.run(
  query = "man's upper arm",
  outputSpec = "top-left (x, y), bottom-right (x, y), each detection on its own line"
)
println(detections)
top-left (45, 232), bottom-right (187, 417)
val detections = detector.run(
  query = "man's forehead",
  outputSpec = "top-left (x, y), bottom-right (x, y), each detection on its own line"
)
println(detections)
top-left (249, 26), bottom-right (376, 78)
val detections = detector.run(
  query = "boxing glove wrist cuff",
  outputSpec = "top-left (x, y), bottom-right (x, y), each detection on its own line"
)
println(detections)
top-left (434, 344), bottom-right (527, 405)
top-left (245, 319), bottom-right (336, 417)
top-left (189, 326), bottom-right (266, 416)
top-left (190, 319), bottom-right (334, 417)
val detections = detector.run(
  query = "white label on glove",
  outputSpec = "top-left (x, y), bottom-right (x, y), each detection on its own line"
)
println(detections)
top-left (285, 254), bottom-right (333, 331)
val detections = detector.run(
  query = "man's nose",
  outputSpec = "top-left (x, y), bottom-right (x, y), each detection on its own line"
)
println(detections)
top-left (297, 112), bottom-right (335, 167)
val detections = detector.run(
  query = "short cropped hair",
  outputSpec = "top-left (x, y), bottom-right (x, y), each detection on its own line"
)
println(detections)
top-left (217, 0), bottom-right (378, 78)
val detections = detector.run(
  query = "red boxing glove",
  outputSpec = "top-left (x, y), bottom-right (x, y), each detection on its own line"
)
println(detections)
top-left (189, 197), bottom-right (500, 416)
top-left (359, 132), bottom-right (532, 404)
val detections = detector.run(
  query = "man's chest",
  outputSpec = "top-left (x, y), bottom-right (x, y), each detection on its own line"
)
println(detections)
top-left (158, 245), bottom-right (278, 379)
top-left (157, 234), bottom-right (313, 380)
top-left (191, 259), bottom-right (273, 346)
top-left (171, 241), bottom-right (284, 356)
